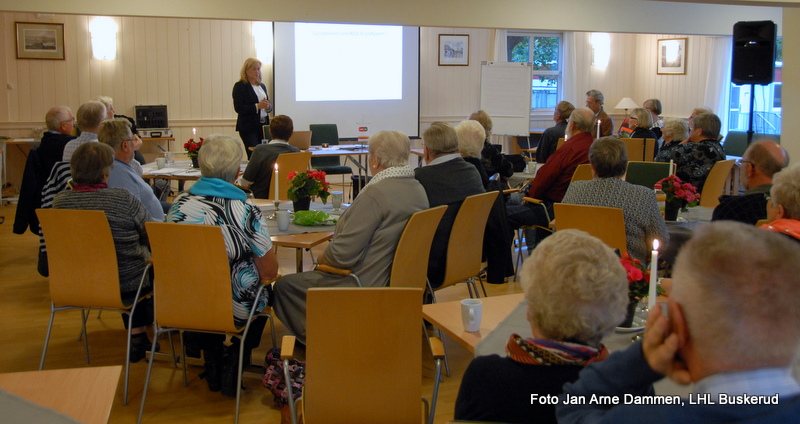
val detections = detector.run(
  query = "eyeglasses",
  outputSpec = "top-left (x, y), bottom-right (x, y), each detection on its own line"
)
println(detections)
top-left (629, 117), bottom-right (638, 120)
top-left (61, 118), bottom-right (76, 124)
top-left (736, 159), bottom-right (752, 167)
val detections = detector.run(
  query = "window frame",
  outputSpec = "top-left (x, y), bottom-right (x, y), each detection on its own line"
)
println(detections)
top-left (506, 31), bottom-right (563, 112)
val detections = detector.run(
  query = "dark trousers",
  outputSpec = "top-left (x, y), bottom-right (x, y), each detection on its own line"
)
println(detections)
top-left (239, 130), bottom-right (262, 159)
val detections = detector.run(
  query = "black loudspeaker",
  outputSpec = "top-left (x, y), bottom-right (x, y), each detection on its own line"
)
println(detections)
top-left (732, 21), bottom-right (777, 85)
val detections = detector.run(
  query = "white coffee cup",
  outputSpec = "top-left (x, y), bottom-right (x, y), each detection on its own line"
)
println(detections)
top-left (276, 210), bottom-right (290, 231)
top-left (155, 157), bottom-right (166, 169)
top-left (331, 191), bottom-right (343, 210)
top-left (461, 299), bottom-right (483, 332)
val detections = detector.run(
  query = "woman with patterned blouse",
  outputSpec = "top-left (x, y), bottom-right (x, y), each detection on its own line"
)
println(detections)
top-left (656, 112), bottom-right (726, 192)
top-left (562, 137), bottom-right (668, 261)
top-left (167, 134), bottom-right (279, 397)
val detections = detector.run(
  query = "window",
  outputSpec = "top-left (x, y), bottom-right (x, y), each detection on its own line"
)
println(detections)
top-left (727, 37), bottom-right (782, 135)
top-left (506, 33), bottom-right (562, 110)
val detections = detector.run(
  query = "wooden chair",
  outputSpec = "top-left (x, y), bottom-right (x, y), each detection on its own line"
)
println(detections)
top-left (138, 222), bottom-right (278, 424)
top-left (281, 287), bottom-right (444, 424)
top-left (570, 163), bottom-right (594, 183)
top-left (556, 137), bottom-right (566, 150)
top-left (622, 138), bottom-right (656, 162)
top-left (553, 204), bottom-right (627, 254)
top-left (267, 151), bottom-right (313, 201)
top-left (431, 191), bottom-right (498, 300)
top-left (288, 130), bottom-right (312, 150)
top-left (625, 161), bottom-right (671, 188)
top-left (699, 159), bottom-right (736, 208)
top-left (36, 209), bottom-right (152, 406)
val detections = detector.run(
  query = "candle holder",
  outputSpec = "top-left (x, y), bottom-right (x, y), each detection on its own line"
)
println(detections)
top-left (267, 200), bottom-right (282, 220)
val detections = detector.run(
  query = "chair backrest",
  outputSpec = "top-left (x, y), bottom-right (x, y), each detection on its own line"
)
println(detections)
top-left (699, 159), bottom-right (736, 208)
top-left (621, 138), bottom-right (656, 162)
top-left (262, 125), bottom-right (272, 142)
top-left (554, 203), bottom-right (627, 254)
top-left (389, 206), bottom-right (447, 289)
top-left (442, 191), bottom-right (499, 286)
top-left (36, 209), bottom-right (126, 309)
top-left (570, 164), bottom-right (594, 183)
top-left (288, 130), bottom-right (312, 150)
top-left (625, 161), bottom-right (672, 188)
top-left (268, 151), bottom-right (313, 201)
top-left (556, 137), bottom-right (566, 150)
top-left (309, 124), bottom-right (341, 167)
top-left (722, 131), bottom-right (748, 157)
top-left (145, 222), bottom-right (239, 333)
top-left (305, 287), bottom-right (422, 424)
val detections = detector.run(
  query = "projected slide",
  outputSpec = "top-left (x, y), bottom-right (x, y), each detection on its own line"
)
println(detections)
top-left (295, 23), bottom-right (402, 102)
top-left (274, 22), bottom-right (420, 139)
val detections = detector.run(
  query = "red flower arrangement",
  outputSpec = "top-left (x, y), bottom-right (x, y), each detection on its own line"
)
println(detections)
top-left (184, 137), bottom-right (204, 159)
top-left (287, 170), bottom-right (331, 203)
top-left (657, 174), bottom-right (700, 211)
top-left (619, 252), bottom-right (662, 300)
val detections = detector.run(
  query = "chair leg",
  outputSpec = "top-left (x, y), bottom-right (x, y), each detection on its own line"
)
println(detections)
top-left (428, 357), bottom-right (444, 424)
top-left (77, 309), bottom-right (91, 341)
top-left (477, 273), bottom-right (488, 298)
top-left (179, 331), bottom-right (188, 386)
top-left (283, 358), bottom-right (298, 424)
top-left (80, 309), bottom-right (90, 364)
top-left (39, 303), bottom-right (57, 370)
top-left (123, 306), bottom-right (136, 406)
top-left (138, 326), bottom-right (167, 424)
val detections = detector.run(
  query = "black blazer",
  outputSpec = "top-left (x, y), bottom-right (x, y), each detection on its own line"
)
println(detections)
top-left (232, 80), bottom-right (269, 132)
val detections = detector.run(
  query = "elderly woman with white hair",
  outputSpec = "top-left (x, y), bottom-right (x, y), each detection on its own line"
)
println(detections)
top-left (167, 134), bottom-right (279, 397)
top-left (273, 130), bottom-right (429, 345)
top-left (455, 229), bottom-right (628, 424)
top-left (456, 119), bottom-right (490, 188)
top-left (763, 163), bottom-right (800, 243)
top-left (655, 117), bottom-right (690, 162)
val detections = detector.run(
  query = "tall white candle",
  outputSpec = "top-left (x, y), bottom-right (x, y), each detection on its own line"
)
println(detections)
top-left (596, 120), bottom-right (601, 138)
top-left (648, 239), bottom-right (660, 309)
top-left (274, 163), bottom-right (280, 200)
top-left (669, 159), bottom-right (674, 174)
top-left (192, 128), bottom-right (196, 136)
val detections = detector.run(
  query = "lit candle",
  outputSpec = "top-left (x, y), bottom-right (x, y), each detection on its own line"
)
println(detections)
top-left (192, 128), bottom-right (196, 136)
top-left (596, 120), bottom-right (601, 138)
top-left (648, 239), bottom-right (660, 309)
top-left (274, 163), bottom-right (279, 200)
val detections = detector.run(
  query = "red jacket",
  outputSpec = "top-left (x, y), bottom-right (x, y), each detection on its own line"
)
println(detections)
top-left (527, 131), bottom-right (593, 203)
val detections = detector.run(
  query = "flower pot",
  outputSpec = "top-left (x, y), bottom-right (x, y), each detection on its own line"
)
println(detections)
top-left (619, 298), bottom-right (639, 328)
top-left (191, 157), bottom-right (199, 168)
top-left (292, 197), bottom-right (311, 212)
top-left (664, 202), bottom-right (680, 221)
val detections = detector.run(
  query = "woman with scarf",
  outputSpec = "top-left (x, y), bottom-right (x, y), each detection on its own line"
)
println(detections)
top-left (273, 130), bottom-right (429, 345)
top-left (167, 134), bottom-right (279, 397)
top-left (51, 142), bottom-right (156, 363)
top-left (454, 229), bottom-right (628, 424)
top-left (762, 163), bottom-right (800, 244)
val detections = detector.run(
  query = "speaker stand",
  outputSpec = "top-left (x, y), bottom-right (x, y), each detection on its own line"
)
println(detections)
top-left (746, 82), bottom-right (756, 147)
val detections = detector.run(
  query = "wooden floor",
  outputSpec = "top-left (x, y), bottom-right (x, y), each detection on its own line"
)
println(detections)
top-left (0, 203), bottom-right (523, 423)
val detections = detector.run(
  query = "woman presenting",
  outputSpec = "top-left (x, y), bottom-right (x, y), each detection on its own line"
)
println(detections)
top-left (232, 57), bottom-right (272, 158)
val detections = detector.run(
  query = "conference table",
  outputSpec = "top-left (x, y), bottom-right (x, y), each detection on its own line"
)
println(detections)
top-left (0, 365), bottom-right (121, 424)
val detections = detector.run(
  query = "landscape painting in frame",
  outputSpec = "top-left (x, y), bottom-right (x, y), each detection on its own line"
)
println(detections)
top-left (439, 34), bottom-right (469, 66)
top-left (16, 22), bottom-right (65, 60)
top-left (657, 38), bottom-right (687, 75)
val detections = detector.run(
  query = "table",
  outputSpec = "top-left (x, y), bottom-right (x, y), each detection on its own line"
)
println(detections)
top-left (0, 365), bottom-right (121, 424)
top-left (422, 293), bottom-right (525, 353)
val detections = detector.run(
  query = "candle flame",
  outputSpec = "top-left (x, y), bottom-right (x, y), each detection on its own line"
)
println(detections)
top-left (274, 163), bottom-right (278, 171)
top-left (653, 239), bottom-right (660, 250)
top-left (192, 128), bottom-right (196, 135)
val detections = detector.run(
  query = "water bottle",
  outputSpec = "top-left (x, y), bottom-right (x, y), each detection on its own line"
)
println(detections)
top-left (654, 182), bottom-right (666, 219)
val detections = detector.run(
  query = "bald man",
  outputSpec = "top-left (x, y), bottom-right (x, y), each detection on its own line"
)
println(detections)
top-left (712, 139), bottom-right (789, 224)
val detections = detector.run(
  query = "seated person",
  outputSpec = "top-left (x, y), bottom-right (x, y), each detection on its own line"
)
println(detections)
top-left (557, 222), bottom-right (800, 423)
top-left (654, 117), bottom-right (689, 162)
top-left (455, 229), bottom-right (627, 424)
top-left (538, 101), bottom-right (574, 163)
top-left (562, 137), bottom-right (668, 261)
top-left (455, 119), bottom-right (489, 188)
top-left (628, 107), bottom-right (659, 158)
top-left (762, 163), bottom-right (800, 243)
top-left (99, 118), bottom-right (165, 221)
top-left (643, 98), bottom-right (664, 140)
top-left (167, 134), bottom-right (279, 397)
top-left (274, 130), bottom-right (428, 344)
top-left (468, 110), bottom-right (514, 179)
top-left (240, 114), bottom-right (300, 198)
top-left (713, 140), bottom-right (788, 224)
top-left (505, 107), bottom-right (595, 231)
top-left (14, 106), bottom-right (76, 235)
top-left (655, 112), bottom-right (725, 192)
top-left (415, 122), bottom-right (485, 288)
top-left (51, 142), bottom-right (155, 363)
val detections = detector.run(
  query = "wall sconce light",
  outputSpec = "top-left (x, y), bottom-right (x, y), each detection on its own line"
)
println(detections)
top-left (252, 21), bottom-right (273, 65)
top-left (89, 17), bottom-right (118, 60)
top-left (591, 33), bottom-right (610, 69)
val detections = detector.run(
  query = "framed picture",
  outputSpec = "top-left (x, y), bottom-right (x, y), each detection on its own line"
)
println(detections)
top-left (657, 38), bottom-right (687, 75)
top-left (16, 22), bottom-right (65, 60)
top-left (439, 34), bottom-right (469, 66)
